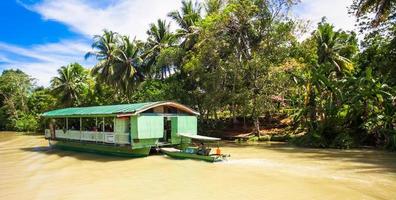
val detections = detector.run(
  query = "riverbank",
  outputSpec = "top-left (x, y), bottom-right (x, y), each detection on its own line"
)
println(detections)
top-left (1, 132), bottom-right (396, 199)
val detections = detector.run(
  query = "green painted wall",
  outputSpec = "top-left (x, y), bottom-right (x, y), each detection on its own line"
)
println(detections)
top-left (171, 116), bottom-right (197, 144)
top-left (131, 138), bottom-right (159, 149)
top-left (129, 115), bottom-right (197, 148)
top-left (135, 115), bottom-right (164, 139)
top-left (131, 116), bottom-right (138, 139)
top-left (115, 118), bottom-right (129, 133)
top-left (130, 115), bottom-right (161, 149)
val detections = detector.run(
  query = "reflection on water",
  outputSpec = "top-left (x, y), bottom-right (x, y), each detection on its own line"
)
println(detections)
top-left (1, 132), bottom-right (396, 200)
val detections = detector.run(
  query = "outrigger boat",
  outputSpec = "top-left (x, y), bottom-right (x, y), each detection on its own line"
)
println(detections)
top-left (160, 133), bottom-right (230, 162)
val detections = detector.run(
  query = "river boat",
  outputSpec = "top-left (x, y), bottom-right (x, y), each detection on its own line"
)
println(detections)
top-left (42, 101), bottom-right (200, 157)
top-left (160, 134), bottom-right (229, 162)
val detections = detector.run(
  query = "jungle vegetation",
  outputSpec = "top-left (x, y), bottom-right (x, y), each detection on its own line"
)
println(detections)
top-left (1, 0), bottom-right (395, 149)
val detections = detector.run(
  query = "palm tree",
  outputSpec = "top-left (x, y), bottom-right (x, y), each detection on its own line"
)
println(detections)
top-left (86, 30), bottom-right (144, 93)
top-left (144, 19), bottom-right (176, 79)
top-left (113, 36), bottom-right (144, 92)
top-left (168, 0), bottom-right (202, 50)
top-left (353, 0), bottom-right (394, 27)
top-left (85, 30), bottom-right (119, 85)
top-left (204, 0), bottom-right (224, 14)
top-left (314, 21), bottom-right (356, 74)
top-left (51, 63), bottom-right (87, 107)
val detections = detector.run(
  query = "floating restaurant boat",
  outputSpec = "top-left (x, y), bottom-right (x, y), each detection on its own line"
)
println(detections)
top-left (42, 101), bottom-right (200, 157)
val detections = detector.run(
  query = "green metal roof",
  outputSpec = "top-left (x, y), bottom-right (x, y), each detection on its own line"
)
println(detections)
top-left (42, 102), bottom-right (159, 117)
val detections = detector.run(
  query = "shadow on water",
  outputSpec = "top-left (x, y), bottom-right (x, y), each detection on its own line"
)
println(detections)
top-left (244, 142), bottom-right (396, 174)
top-left (20, 146), bottom-right (141, 162)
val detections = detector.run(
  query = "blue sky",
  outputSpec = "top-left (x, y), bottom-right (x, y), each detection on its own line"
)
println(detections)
top-left (0, 0), bottom-right (356, 86)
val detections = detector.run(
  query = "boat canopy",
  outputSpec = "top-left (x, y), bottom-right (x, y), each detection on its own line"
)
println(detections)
top-left (42, 101), bottom-right (199, 117)
top-left (179, 133), bottom-right (220, 141)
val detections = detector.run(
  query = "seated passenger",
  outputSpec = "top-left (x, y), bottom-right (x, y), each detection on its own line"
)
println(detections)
top-left (197, 142), bottom-right (206, 155)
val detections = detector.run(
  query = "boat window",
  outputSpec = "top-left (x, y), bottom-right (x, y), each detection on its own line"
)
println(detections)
top-left (68, 118), bottom-right (80, 131)
top-left (82, 118), bottom-right (97, 131)
top-left (104, 117), bottom-right (114, 132)
top-left (54, 118), bottom-right (66, 130)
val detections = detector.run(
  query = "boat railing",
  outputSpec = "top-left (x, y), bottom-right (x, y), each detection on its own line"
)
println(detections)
top-left (55, 130), bottom-right (67, 139)
top-left (67, 130), bottom-right (79, 140)
top-left (45, 129), bottom-right (130, 144)
top-left (81, 131), bottom-right (96, 141)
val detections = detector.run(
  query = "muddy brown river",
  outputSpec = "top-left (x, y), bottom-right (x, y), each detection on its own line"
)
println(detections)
top-left (1, 132), bottom-right (396, 200)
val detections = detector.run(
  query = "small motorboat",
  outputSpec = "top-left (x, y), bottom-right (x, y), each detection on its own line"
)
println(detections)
top-left (160, 134), bottom-right (229, 162)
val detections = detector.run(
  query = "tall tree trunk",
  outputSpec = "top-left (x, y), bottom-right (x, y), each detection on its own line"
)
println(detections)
top-left (254, 117), bottom-right (260, 137)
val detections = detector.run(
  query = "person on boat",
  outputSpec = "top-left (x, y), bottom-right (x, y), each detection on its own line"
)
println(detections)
top-left (197, 142), bottom-right (206, 155)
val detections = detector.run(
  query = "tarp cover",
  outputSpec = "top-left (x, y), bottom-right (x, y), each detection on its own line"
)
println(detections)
top-left (178, 133), bottom-right (220, 141)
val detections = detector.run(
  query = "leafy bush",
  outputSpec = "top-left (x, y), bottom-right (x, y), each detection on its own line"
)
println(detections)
top-left (330, 132), bottom-right (355, 149)
top-left (258, 135), bottom-right (271, 141)
top-left (382, 129), bottom-right (396, 151)
top-left (291, 132), bottom-right (327, 148)
top-left (270, 134), bottom-right (291, 142)
top-left (247, 136), bottom-right (259, 142)
top-left (15, 115), bottom-right (38, 132)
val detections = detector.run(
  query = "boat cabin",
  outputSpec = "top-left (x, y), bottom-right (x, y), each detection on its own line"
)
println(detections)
top-left (42, 101), bottom-right (199, 150)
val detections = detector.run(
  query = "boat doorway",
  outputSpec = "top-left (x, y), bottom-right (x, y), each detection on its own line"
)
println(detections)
top-left (163, 117), bottom-right (172, 143)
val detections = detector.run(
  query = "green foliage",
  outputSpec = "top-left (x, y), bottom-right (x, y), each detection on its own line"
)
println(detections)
top-left (291, 132), bottom-right (328, 148)
top-left (86, 30), bottom-right (144, 92)
top-left (51, 63), bottom-right (88, 107)
top-left (28, 88), bottom-right (56, 114)
top-left (14, 114), bottom-right (38, 132)
top-left (131, 80), bottom-right (169, 102)
top-left (330, 132), bottom-right (355, 149)
top-left (1, 0), bottom-right (395, 152)
top-left (270, 134), bottom-right (291, 142)
top-left (258, 135), bottom-right (271, 142)
top-left (350, 0), bottom-right (395, 29)
top-left (0, 70), bottom-right (33, 131)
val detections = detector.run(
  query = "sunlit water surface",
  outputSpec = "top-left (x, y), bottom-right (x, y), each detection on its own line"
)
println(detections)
top-left (1, 132), bottom-right (396, 200)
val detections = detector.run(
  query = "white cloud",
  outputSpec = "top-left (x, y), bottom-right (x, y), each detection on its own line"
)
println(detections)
top-left (293, 0), bottom-right (357, 39)
top-left (2, 0), bottom-right (190, 87)
top-left (0, 40), bottom-right (94, 86)
top-left (31, 0), bottom-right (186, 39)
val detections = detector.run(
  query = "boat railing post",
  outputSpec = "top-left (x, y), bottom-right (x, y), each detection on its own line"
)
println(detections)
top-left (102, 117), bottom-right (105, 143)
top-left (80, 117), bottom-right (82, 141)
top-left (66, 117), bottom-right (68, 136)
top-left (66, 118), bottom-right (69, 140)
top-left (95, 117), bottom-right (98, 143)
top-left (113, 117), bottom-right (116, 146)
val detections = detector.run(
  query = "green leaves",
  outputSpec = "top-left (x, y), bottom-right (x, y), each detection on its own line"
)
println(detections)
top-left (50, 63), bottom-right (88, 107)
